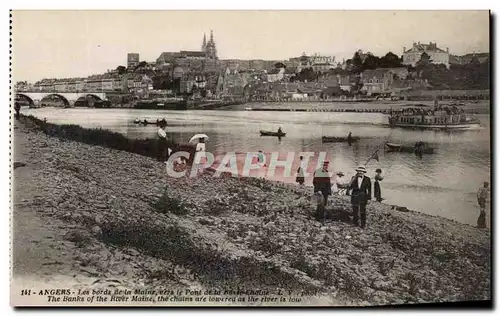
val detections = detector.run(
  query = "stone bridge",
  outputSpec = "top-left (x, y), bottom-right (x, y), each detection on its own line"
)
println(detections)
top-left (15, 91), bottom-right (108, 107)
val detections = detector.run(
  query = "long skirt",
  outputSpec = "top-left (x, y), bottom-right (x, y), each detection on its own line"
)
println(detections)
top-left (374, 181), bottom-right (382, 202)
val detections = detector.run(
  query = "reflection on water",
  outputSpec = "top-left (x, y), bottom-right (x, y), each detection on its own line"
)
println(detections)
top-left (23, 107), bottom-right (491, 226)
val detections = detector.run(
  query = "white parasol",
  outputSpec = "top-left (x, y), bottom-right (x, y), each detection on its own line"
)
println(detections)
top-left (189, 134), bottom-right (209, 143)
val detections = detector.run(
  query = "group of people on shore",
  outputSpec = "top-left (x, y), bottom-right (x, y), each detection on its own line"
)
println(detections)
top-left (298, 158), bottom-right (383, 229)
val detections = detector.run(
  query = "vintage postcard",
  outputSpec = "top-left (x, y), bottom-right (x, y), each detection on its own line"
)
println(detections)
top-left (10, 10), bottom-right (491, 307)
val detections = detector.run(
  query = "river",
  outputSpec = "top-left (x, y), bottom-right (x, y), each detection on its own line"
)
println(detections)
top-left (22, 106), bottom-right (491, 226)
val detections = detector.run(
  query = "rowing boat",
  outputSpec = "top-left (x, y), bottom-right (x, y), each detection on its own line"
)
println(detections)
top-left (322, 136), bottom-right (360, 143)
top-left (260, 130), bottom-right (286, 137)
top-left (385, 142), bottom-right (435, 154)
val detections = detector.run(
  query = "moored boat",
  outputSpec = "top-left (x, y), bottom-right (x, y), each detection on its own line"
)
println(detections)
top-left (322, 136), bottom-right (360, 143)
top-left (388, 105), bottom-right (481, 130)
top-left (385, 142), bottom-right (435, 154)
top-left (260, 130), bottom-right (286, 137)
top-left (133, 119), bottom-right (167, 126)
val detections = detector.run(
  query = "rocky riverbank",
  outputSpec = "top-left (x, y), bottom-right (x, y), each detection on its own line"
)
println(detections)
top-left (12, 117), bottom-right (491, 306)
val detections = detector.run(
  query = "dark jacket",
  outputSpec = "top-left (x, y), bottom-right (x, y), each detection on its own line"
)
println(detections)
top-left (313, 168), bottom-right (332, 195)
top-left (350, 176), bottom-right (371, 205)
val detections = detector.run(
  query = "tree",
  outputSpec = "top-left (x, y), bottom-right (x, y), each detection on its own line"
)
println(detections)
top-left (351, 52), bottom-right (363, 74)
top-left (378, 52), bottom-right (403, 68)
top-left (116, 65), bottom-right (127, 75)
top-left (416, 52), bottom-right (431, 68)
top-left (134, 61), bottom-right (148, 71)
top-left (274, 62), bottom-right (286, 69)
top-left (362, 54), bottom-right (380, 71)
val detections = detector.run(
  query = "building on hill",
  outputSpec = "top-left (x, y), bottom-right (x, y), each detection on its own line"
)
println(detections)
top-left (402, 41), bottom-right (450, 68)
top-left (451, 52), bottom-right (490, 65)
top-left (360, 68), bottom-right (409, 96)
top-left (127, 53), bottom-right (140, 69)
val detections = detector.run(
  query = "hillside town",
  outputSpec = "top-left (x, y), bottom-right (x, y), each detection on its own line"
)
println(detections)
top-left (15, 32), bottom-right (490, 107)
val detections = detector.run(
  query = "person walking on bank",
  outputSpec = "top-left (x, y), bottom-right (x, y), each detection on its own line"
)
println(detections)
top-left (374, 168), bottom-right (384, 202)
top-left (477, 182), bottom-right (489, 229)
top-left (349, 166), bottom-right (371, 228)
top-left (296, 155), bottom-right (306, 185)
top-left (313, 161), bottom-right (332, 220)
top-left (157, 120), bottom-right (168, 162)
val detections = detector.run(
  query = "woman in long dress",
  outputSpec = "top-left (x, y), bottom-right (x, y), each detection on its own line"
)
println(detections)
top-left (295, 155), bottom-right (305, 185)
top-left (374, 168), bottom-right (384, 202)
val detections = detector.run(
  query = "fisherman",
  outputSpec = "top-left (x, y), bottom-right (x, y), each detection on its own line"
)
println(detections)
top-left (14, 102), bottom-right (21, 120)
top-left (476, 182), bottom-right (489, 229)
top-left (347, 132), bottom-right (353, 146)
top-left (374, 168), bottom-right (384, 202)
top-left (414, 141), bottom-right (424, 157)
top-left (349, 166), bottom-right (371, 228)
top-left (277, 127), bottom-right (283, 134)
top-left (156, 120), bottom-right (168, 162)
top-left (313, 161), bottom-right (332, 221)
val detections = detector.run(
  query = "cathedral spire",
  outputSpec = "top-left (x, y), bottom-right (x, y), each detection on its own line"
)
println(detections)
top-left (210, 30), bottom-right (214, 44)
top-left (202, 33), bottom-right (207, 52)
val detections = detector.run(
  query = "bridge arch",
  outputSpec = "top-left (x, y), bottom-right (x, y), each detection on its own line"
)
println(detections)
top-left (85, 94), bottom-right (102, 101)
top-left (16, 93), bottom-right (35, 106)
top-left (40, 94), bottom-right (70, 107)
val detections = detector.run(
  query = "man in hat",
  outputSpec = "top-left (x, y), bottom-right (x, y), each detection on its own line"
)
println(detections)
top-left (349, 166), bottom-right (371, 228)
top-left (476, 181), bottom-right (489, 228)
top-left (313, 161), bottom-right (332, 220)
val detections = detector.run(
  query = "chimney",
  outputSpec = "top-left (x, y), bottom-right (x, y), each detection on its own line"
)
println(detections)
top-left (403, 46), bottom-right (406, 53)
top-left (446, 47), bottom-right (449, 53)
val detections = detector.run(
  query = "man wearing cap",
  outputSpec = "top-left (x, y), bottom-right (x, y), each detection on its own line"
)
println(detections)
top-left (349, 166), bottom-right (372, 228)
top-left (313, 161), bottom-right (332, 220)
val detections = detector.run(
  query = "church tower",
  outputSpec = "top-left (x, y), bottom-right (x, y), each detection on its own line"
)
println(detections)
top-left (205, 30), bottom-right (218, 60)
top-left (201, 33), bottom-right (207, 53)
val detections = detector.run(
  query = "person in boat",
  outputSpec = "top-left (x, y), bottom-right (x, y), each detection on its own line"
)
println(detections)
top-left (374, 168), bottom-right (384, 202)
top-left (295, 155), bottom-right (306, 185)
top-left (156, 120), bottom-right (168, 162)
top-left (277, 127), bottom-right (283, 135)
top-left (143, 119), bottom-right (148, 125)
top-left (349, 166), bottom-right (371, 229)
top-left (476, 182), bottom-right (489, 229)
top-left (313, 161), bottom-right (332, 221)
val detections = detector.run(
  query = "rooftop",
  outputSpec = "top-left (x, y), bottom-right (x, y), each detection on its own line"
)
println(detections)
top-left (404, 42), bottom-right (448, 54)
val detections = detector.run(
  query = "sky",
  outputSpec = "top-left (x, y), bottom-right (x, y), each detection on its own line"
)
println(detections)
top-left (12, 10), bottom-right (490, 83)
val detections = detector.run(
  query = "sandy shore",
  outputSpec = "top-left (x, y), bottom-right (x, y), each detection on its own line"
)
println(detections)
top-left (11, 117), bottom-right (491, 306)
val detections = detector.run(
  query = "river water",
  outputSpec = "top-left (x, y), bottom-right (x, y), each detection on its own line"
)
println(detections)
top-left (23, 106), bottom-right (491, 226)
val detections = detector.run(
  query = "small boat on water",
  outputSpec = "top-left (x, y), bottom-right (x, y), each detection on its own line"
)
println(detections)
top-left (133, 119), bottom-right (167, 126)
top-left (322, 136), bottom-right (360, 143)
top-left (385, 142), bottom-right (435, 154)
top-left (260, 130), bottom-right (286, 137)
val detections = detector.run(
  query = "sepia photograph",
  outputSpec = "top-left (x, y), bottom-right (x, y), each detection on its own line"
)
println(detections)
top-left (10, 10), bottom-right (491, 307)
